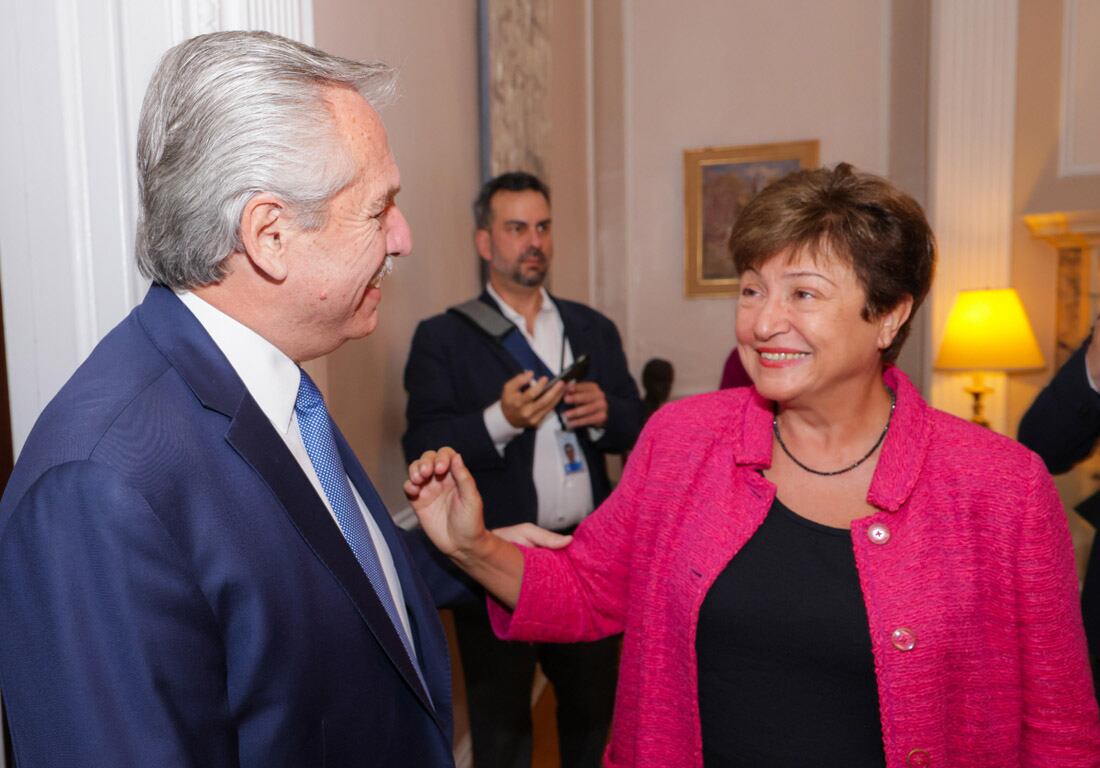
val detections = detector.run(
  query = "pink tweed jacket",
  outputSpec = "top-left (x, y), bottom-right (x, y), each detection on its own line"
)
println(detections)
top-left (489, 367), bottom-right (1100, 767)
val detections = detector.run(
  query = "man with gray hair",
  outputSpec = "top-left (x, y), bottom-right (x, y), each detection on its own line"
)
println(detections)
top-left (0, 31), bottom-right (456, 766)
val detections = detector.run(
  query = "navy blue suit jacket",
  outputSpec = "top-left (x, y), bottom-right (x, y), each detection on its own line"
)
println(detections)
top-left (402, 292), bottom-right (642, 532)
top-left (1018, 340), bottom-right (1100, 654)
top-left (0, 285), bottom-right (454, 767)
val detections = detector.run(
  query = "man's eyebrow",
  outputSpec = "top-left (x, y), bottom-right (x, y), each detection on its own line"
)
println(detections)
top-left (370, 185), bottom-right (400, 211)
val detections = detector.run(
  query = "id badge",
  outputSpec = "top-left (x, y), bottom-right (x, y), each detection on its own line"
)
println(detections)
top-left (556, 430), bottom-right (588, 476)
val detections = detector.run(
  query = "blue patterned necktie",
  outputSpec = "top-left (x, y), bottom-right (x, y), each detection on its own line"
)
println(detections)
top-left (294, 369), bottom-right (428, 693)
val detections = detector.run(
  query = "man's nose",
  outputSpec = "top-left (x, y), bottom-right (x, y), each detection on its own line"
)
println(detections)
top-left (386, 205), bottom-right (412, 257)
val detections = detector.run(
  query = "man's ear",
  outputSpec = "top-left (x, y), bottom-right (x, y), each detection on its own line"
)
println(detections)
top-left (474, 228), bottom-right (492, 262)
top-left (878, 295), bottom-right (914, 350)
top-left (239, 194), bottom-right (290, 281)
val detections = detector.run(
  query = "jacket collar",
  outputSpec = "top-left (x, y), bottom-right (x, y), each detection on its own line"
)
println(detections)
top-left (136, 284), bottom-right (247, 418)
top-left (736, 365), bottom-right (930, 513)
top-left (867, 366), bottom-right (931, 512)
top-left (478, 288), bottom-right (593, 347)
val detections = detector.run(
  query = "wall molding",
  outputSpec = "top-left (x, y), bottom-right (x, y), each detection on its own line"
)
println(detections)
top-left (927, 0), bottom-right (1019, 433)
top-left (1025, 210), bottom-right (1100, 248)
top-left (1059, 0), bottom-right (1100, 177)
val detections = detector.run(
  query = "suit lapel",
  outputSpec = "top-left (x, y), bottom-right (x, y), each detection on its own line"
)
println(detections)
top-left (225, 400), bottom-right (437, 719)
top-left (334, 427), bottom-right (452, 734)
top-left (138, 286), bottom-right (440, 725)
top-left (555, 296), bottom-right (594, 363)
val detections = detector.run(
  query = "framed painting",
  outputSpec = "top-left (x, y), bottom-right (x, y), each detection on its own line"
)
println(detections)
top-left (683, 140), bottom-right (819, 297)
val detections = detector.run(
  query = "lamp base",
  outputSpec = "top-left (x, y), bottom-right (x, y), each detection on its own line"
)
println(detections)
top-left (964, 374), bottom-right (993, 428)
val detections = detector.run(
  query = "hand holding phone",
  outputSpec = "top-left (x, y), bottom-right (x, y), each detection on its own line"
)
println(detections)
top-left (519, 354), bottom-right (590, 393)
top-left (544, 354), bottom-right (590, 389)
top-left (502, 371), bottom-right (566, 429)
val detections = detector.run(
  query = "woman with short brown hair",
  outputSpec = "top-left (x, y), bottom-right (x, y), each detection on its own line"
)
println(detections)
top-left (408, 164), bottom-right (1100, 767)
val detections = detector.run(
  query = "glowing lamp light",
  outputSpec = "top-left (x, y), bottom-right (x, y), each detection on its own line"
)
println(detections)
top-left (934, 288), bottom-right (1045, 427)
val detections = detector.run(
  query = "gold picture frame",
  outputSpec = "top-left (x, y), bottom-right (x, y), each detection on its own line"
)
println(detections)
top-left (683, 140), bottom-right (819, 297)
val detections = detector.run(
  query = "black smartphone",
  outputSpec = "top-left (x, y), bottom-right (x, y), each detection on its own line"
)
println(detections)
top-left (522, 354), bottom-right (591, 392)
top-left (547, 353), bottom-right (590, 388)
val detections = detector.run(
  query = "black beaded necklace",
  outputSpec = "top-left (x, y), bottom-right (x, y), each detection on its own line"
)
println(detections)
top-left (772, 389), bottom-right (897, 477)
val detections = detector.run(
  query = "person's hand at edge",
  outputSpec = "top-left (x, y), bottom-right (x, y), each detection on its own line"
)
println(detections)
top-left (493, 523), bottom-right (572, 549)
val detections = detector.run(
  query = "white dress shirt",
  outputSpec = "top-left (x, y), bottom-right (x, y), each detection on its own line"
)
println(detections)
top-left (177, 291), bottom-right (416, 651)
top-left (481, 284), bottom-right (595, 530)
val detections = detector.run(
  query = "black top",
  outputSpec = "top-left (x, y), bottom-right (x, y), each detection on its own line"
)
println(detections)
top-left (696, 496), bottom-right (885, 767)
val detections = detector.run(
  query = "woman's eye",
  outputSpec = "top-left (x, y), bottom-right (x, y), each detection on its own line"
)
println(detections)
top-left (741, 286), bottom-right (760, 298)
top-left (794, 289), bottom-right (815, 300)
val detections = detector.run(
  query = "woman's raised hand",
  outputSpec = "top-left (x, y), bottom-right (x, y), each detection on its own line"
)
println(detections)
top-left (405, 448), bottom-right (569, 608)
top-left (404, 447), bottom-right (486, 558)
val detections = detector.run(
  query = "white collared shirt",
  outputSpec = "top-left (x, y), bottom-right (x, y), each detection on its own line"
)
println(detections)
top-left (481, 283), bottom-right (595, 530)
top-left (177, 291), bottom-right (416, 651)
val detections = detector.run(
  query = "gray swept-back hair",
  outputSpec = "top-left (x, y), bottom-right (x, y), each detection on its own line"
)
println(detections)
top-left (135, 31), bottom-right (395, 289)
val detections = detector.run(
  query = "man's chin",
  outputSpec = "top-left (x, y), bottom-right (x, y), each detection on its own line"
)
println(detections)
top-left (516, 270), bottom-right (547, 288)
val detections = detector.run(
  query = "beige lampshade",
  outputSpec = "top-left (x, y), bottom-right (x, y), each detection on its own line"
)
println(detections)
top-left (934, 288), bottom-right (1045, 371)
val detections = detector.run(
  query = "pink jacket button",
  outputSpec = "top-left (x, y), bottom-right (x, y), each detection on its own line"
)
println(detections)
top-left (906, 747), bottom-right (931, 766)
top-left (867, 523), bottom-right (891, 545)
top-left (891, 627), bottom-right (917, 651)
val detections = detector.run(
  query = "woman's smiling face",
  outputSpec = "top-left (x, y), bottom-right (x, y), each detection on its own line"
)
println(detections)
top-left (735, 246), bottom-right (908, 407)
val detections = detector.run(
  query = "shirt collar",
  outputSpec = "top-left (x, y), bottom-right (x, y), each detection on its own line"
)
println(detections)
top-left (177, 291), bottom-right (300, 435)
top-left (486, 283), bottom-right (557, 325)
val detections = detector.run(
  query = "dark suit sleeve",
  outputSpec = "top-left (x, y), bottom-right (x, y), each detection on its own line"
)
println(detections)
top-left (402, 319), bottom-right (506, 471)
top-left (401, 526), bottom-right (480, 607)
top-left (1018, 342), bottom-right (1100, 475)
top-left (0, 461), bottom-right (233, 767)
top-left (589, 317), bottom-right (643, 455)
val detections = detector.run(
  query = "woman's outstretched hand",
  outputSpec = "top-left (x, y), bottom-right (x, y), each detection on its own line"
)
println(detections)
top-left (404, 447), bottom-right (563, 609)
top-left (404, 447), bottom-right (486, 558)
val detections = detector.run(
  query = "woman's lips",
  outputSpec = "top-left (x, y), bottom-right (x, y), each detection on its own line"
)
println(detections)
top-left (756, 349), bottom-right (810, 367)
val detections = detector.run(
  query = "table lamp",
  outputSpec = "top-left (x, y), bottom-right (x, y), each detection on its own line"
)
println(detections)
top-left (933, 288), bottom-right (1045, 427)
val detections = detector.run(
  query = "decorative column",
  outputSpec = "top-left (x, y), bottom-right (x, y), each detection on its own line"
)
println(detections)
top-left (1025, 211), bottom-right (1100, 364)
top-left (480, 0), bottom-right (551, 178)
top-left (926, 0), bottom-right (1019, 433)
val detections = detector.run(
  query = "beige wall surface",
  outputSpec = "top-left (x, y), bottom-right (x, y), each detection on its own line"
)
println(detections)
top-left (1010, 0), bottom-right (1100, 432)
top-left (545, 0), bottom-right (593, 305)
top-left (1010, 0), bottom-right (1100, 552)
top-left (886, 0), bottom-right (930, 389)
top-left (619, 0), bottom-right (889, 397)
top-left (313, 0), bottom-right (482, 511)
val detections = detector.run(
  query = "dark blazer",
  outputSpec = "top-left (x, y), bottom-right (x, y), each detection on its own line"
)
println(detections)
top-left (1018, 340), bottom-right (1100, 653)
top-left (0, 285), bottom-right (454, 767)
top-left (402, 291), bottom-right (642, 532)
